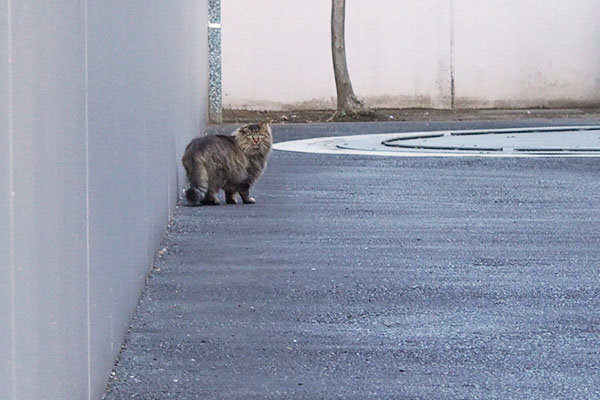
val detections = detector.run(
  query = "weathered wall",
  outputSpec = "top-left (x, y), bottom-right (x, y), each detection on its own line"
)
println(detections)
top-left (453, 0), bottom-right (600, 108)
top-left (0, 1), bottom-right (207, 399)
top-left (222, 0), bottom-right (600, 110)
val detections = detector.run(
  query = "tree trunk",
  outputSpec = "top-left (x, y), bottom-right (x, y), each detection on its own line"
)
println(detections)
top-left (331, 0), bottom-right (364, 118)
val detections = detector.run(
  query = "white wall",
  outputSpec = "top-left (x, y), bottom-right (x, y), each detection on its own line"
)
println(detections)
top-left (222, 0), bottom-right (600, 110)
top-left (223, 0), bottom-right (335, 109)
top-left (0, 1), bottom-right (207, 399)
top-left (453, 0), bottom-right (600, 108)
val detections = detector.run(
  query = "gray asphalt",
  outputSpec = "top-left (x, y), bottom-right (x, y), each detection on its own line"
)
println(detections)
top-left (103, 120), bottom-right (600, 400)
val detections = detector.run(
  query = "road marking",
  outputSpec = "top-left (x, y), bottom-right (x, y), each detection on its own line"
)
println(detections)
top-left (274, 126), bottom-right (600, 158)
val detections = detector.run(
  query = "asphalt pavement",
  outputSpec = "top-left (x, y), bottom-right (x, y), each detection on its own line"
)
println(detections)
top-left (103, 120), bottom-right (600, 400)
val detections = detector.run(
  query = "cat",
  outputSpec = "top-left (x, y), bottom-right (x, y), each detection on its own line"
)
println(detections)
top-left (181, 121), bottom-right (273, 206)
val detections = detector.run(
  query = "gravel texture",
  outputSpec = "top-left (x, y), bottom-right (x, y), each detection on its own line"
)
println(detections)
top-left (103, 120), bottom-right (600, 400)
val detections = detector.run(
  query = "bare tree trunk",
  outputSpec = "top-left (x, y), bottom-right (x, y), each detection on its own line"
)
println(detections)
top-left (331, 0), bottom-right (365, 118)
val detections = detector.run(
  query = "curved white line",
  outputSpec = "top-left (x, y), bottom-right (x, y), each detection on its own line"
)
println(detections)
top-left (273, 127), bottom-right (600, 158)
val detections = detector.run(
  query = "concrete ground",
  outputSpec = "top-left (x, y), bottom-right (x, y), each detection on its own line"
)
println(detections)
top-left (103, 119), bottom-right (600, 400)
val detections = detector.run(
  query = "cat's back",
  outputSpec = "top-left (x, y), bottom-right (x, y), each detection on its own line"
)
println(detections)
top-left (185, 134), bottom-right (237, 155)
top-left (183, 134), bottom-right (248, 177)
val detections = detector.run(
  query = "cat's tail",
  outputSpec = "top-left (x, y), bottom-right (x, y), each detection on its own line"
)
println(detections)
top-left (184, 187), bottom-right (203, 206)
top-left (182, 154), bottom-right (208, 206)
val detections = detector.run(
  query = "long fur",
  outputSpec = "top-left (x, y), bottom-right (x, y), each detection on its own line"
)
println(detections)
top-left (181, 121), bottom-right (272, 206)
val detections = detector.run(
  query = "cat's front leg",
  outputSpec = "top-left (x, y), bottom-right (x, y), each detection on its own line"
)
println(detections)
top-left (225, 190), bottom-right (238, 204)
top-left (238, 184), bottom-right (256, 204)
top-left (201, 186), bottom-right (220, 205)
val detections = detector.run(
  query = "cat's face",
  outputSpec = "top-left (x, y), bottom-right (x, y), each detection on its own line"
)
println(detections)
top-left (235, 121), bottom-right (272, 156)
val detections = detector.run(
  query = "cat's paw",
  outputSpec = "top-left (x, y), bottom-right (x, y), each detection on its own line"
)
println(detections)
top-left (226, 197), bottom-right (238, 204)
top-left (201, 197), bottom-right (220, 206)
top-left (242, 197), bottom-right (256, 204)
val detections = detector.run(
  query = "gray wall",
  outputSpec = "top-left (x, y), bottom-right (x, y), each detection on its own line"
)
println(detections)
top-left (0, 1), bottom-right (208, 399)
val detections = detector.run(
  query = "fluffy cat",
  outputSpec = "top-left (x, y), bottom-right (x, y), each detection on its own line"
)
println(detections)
top-left (181, 121), bottom-right (272, 206)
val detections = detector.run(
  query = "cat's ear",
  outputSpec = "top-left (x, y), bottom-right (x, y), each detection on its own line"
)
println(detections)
top-left (261, 123), bottom-right (271, 135)
top-left (259, 119), bottom-right (273, 131)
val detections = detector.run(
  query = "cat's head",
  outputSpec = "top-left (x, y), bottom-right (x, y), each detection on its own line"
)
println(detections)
top-left (234, 120), bottom-right (273, 156)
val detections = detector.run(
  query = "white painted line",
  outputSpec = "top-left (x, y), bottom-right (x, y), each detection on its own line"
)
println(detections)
top-left (274, 127), bottom-right (600, 158)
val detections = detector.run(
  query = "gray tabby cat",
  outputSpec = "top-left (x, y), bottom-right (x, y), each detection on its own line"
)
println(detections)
top-left (182, 121), bottom-right (272, 206)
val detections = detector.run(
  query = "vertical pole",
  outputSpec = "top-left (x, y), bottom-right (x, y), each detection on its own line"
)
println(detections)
top-left (208, 0), bottom-right (222, 123)
top-left (449, 0), bottom-right (455, 109)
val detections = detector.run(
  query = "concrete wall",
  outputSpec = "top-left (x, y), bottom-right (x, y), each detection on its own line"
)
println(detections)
top-left (222, 0), bottom-right (600, 110)
top-left (0, 1), bottom-right (208, 399)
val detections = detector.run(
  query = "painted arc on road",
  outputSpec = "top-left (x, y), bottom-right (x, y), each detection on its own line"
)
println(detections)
top-left (273, 126), bottom-right (600, 158)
